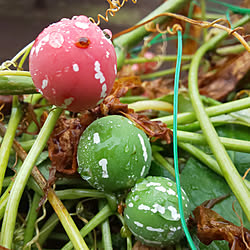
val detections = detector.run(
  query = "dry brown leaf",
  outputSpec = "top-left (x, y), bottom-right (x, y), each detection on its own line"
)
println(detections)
top-left (199, 51), bottom-right (250, 100)
top-left (47, 116), bottom-right (83, 176)
top-left (191, 206), bottom-right (250, 249)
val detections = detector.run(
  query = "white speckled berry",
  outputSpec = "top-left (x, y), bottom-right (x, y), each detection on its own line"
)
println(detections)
top-left (29, 15), bottom-right (117, 112)
top-left (77, 115), bottom-right (152, 192)
top-left (124, 176), bottom-right (191, 246)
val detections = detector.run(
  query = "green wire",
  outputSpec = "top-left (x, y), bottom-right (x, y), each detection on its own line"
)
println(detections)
top-left (173, 30), bottom-right (196, 249)
top-left (208, 0), bottom-right (250, 14)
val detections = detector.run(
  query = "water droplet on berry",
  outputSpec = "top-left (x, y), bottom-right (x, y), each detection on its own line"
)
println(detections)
top-left (75, 37), bottom-right (90, 48)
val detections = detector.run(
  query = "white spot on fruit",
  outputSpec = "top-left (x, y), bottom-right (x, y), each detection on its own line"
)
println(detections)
top-left (42, 79), bottom-right (48, 89)
top-left (99, 159), bottom-right (109, 178)
top-left (146, 226), bottom-right (164, 232)
top-left (140, 165), bottom-right (146, 177)
top-left (100, 84), bottom-right (107, 98)
top-left (114, 64), bottom-right (117, 75)
top-left (106, 51), bottom-right (110, 58)
top-left (94, 61), bottom-right (105, 84)
top-left (134, 221), bottom-right (143, 227)
top-left (93, 133), bottom-right (100, 144)
top-left (138, 134), bottom-right (148, 162)
top-left (155, 186), bottom-right (167, 193)
top-left (151, 204), bottom-right (165, 214)
top-left (146, 182), bottom-right (161, 187)
top-left (138, 204), bottom-right (150, 211)
top-left (169, 226), bottom-right (177, 232)
top-left (75, 22), bottom-right (89, 29)
top-left (168, 181), bottom-right (173, 186)
top-left (60, 97), bottom-right (74, 109)
top-left (49, 32), bottom-right (64, 48)
top-left (128, 202), bottom-right (134, 207)
top-left (73, 63), bottom-right (79, 72)
top-left (35, 34), bottom-right (49, 56)
top-left (167, 188), bottom-right (176, 195)
top-left (168, 206), bottom-right (180, 220)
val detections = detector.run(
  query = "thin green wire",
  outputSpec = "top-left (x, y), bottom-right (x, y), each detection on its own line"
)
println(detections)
top-left (207, 0), bottom-right (250, 14)
top-left (173, 30), bottom-right (196, 250)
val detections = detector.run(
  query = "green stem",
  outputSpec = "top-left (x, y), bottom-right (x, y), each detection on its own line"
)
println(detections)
top-left (216, 42), bottom-right (250, 55)
top-left (0, 75), bottom-right (36, 95)
top-left (113, 0), bottom-right (188, 69)
top-left (178, 142), bottom-right (250, 190)
top-left (115, 213), bottom-right (132, 250)
top-left (140, 64), bottom-right (190, 80)
top-left (188, 16), bottom-right (250, 221)
top-left (177, 130), bottom-right (250, 153)
top-left (153, 97), bottom-right (250, 126)
top-left (0, 181), bottom-right (13, 220)
top-left (0, 107), bottom-right (62, 248)
top-left (0, 70), bottom-right (31, 77)
top-left (128, 100), bottom-right (173, 112)
top-left (55, 189), bottom-right (107, 200)
top-left (0, 96), bottom-right (22, 194)
top-left (62, 204), bottom-right (114, 250)
top-left (99, 200), bottom-right (113, 250)
top-left (23, 192), bottom-right (41, 247)
top-left (152, 151), bottom-right (175, 177)
top-left (37, 201), bottom-right (75, 247)
top-left (124, 55), bottom-right (192, 64)
top-left (176, 115), bottom-right (250, 132)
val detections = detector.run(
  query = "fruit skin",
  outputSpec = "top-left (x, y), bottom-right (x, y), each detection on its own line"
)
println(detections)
top-left (29, 15), bottom-right (117, 112)
top-left (77, 115), bottom-right (152, 193)
top-left (124, 176), bottom-right (191, 247)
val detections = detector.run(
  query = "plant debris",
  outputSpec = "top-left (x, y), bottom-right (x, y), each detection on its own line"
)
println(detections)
top-left (190, 205), bottom-right (250, 249)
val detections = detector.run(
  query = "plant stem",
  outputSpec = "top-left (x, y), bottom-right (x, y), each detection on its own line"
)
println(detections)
top-left (113, 0), bottom-right (189, 69)
top-left (140, 64), bottom-right (190, 80)
top-left (0, 75), bottom-right (36, 95)
top-left (188, 16), bottom-right (250, 221)
top-left (47, 190), bottom-right (89, 249)
top-left (38, 201), bottom-right (75, 247)
top-left (0, 70), bottom-right (31, 77)
top-left (55, 189), bottom-right (107, 200)
top-left (128, 100), bottom-right (173, 112)
top-left (115, 213), bottom-right (132, 250)
top-left (153, 151), bottom-right (175, 177)
top-left (216, 42), bottom-right (250, 55)
top-left (62, 204), bottom-right (114, 250)
top-left (0, 107), bottom-right (62, 248)
top-left (177, 130), bottom-right (250, 153)
top-left (124, 55), bottom-right (192, 65)
top-left (178, 142), bottom-right (250, 190)
top-left (0, 96), bottom-right (22, 194)
top-left (99, 200), bottom-right (113, 250)
top-left (23, 192), bottom-right (41, 247)
top-left (153, 97), bottom-right (250, 126)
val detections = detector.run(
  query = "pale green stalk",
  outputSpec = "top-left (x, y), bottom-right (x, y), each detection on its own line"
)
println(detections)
top-left (0, 107), bottom-right (62, 248)
top-left (0, 96), bottom-right (22, 194)
top-left (188, 15), bottom-right (250, 221)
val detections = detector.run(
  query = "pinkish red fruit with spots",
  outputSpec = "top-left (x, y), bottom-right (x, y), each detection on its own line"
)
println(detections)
top-left (29, 15), bottom-right (117, 112)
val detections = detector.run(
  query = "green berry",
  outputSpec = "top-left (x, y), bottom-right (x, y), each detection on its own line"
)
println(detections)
top-left (124, 176), bottom-right (191, 246)
top-left (77, 115), bottom-right (152, 192)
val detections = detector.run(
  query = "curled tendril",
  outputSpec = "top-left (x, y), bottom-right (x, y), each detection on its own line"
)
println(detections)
top-left (0, 60), bottom-right (17, 70)
top-left (113, 12), bottom-right (250, 52)
top-left (0, 104), bottom-right (5, 122)
top-left (89, 0), bottom-right (137, 25)
top-left (145, 22), bottom-right (182, 35)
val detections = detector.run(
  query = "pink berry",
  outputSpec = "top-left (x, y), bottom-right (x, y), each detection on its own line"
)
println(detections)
top-left (29, 15), bottom-right (117, 112)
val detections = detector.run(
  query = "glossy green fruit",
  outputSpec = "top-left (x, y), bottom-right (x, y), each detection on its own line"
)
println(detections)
top-left (77, 115), bottom-right (152, 192)
top-left (124, 176), bottom-right (191, 246)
